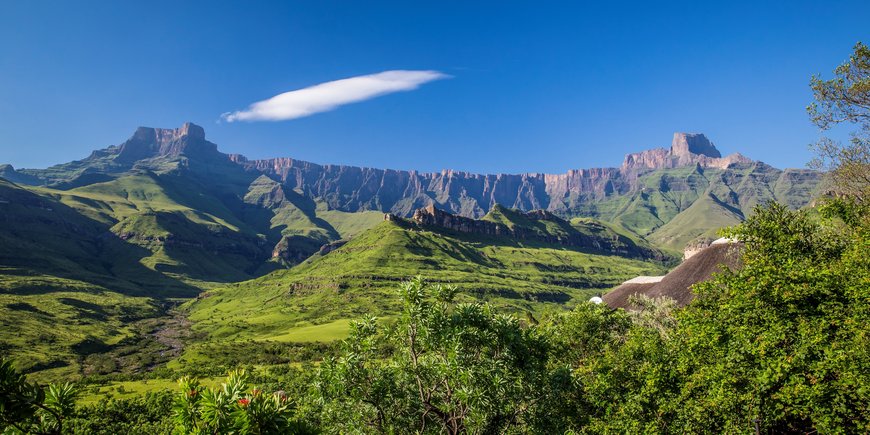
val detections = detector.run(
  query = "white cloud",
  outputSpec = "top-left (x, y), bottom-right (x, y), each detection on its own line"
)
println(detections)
top-left (221, 70), bottom-right (450, 122)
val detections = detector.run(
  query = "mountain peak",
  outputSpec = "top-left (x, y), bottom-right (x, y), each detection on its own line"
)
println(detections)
top-left (670, 132), bottom-right (721, 158)
top-left (119, 122), bottom-right (215, 162)
top-left (132, 122), bottom-right (205, 143)
top-left (621, 132), bottom-right (745, 171)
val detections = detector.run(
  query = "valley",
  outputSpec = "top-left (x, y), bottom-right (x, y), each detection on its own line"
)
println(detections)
top-left (2, 7), bottom-right (866, 431)
top-left (0, 123), bottom-right (819, 384)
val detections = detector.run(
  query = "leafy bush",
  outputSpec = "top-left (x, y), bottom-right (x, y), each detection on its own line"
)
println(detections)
top-left (1, 359), bottom-right (78, 434)
top-left (669, 202), bottom-right (870, 433)
top-left (172, 369), bottom-right (301, 434)
top-left (68, 392), bottom-right (174, 434)
top-left (316, 277), bottom-right (551, 434)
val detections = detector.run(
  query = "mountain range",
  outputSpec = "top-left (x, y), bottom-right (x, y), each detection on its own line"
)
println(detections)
top-left (2, 123), bottom-right (821, 251)
top-left (0, 123), bottom-right (822, 378)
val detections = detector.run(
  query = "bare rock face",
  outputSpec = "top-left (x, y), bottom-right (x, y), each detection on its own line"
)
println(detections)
top-left (671, 133), bottom-right (721, 158)
top-left (621, 148), bottom-right (672, 171)
top-left (116, 122), bottom-right (218, 162)
top-left (412, 204), bottom-right (512, 237)
top-left (407, 204), bottom-right (663, 259)
top-left (621, 133), bottom-right (750, 171)
top-left (230, 132), bottom-right (767, 219)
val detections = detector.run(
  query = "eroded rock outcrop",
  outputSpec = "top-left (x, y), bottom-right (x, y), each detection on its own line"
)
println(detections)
top-left (116, 122), bottom-right (220, 162)
top-left (231, 132), bottom-right (762, 219)
top-left (412, 204), bottom-right (513, 237)
top-left (408, 204), bottom-right (664, 259)
top-left (671, 132), bottom-right (721, 158)
top-left (621, 133), bottom-right (751, 171)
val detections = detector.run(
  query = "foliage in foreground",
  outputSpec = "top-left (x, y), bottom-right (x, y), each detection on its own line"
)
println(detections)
top-left (809, 41), bottom-right (870, 202)
top-left (316, 277), bottom-right (550, 434)
top-left (671, 202), bottom-right (870, 432)
top-left (310, 200), bottom-right (870, 434)
top-left (3, 198), bottom-right (869, 434)
top-left (172, 370), bottom-right (309, 434)
top-left (1, 359), bottom-right (78, 434)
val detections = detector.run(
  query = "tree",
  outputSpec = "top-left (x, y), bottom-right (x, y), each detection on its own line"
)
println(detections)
top-left (670, 203), bottom-right (870, 433)
top-left (67, 391), bottom-right (175, 435)
top-left (541, 296), bottom-right (681, 433)
top-left (317, 277), bottom-right (550, 434)
top-left (0, 359), bottom-right (78, 435)
top-left (809, 42), bottom-right (870, 203)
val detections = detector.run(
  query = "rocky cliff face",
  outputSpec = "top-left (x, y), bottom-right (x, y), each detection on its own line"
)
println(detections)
top-left (410, 204), bottom-right (514, 237)
top-left (621, 133), bottom-right (751, 171)
top-left (4, 124), bottom-right (823, 252)
top-left (672, 132), bottom-right (721, 158)
top-left (231, 131), bottom-right (761, 219)
top-left (115, 122), bottom-right (220, 162)
top-left (403, 204), bottom-right (663, 259)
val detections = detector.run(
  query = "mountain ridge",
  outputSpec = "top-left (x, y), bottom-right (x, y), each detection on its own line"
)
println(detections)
top-left (2, 123), bottom-right (823, 250)
top-left (400, 203), bottom-right (665, 260)
top-left (5, 124), bottom-right (777, 193)
top-left (0, 122), bottom-right (822, 378)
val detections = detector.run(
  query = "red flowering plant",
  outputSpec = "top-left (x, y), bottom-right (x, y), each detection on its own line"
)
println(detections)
top-left (172, 369), bottom-right (294, 434)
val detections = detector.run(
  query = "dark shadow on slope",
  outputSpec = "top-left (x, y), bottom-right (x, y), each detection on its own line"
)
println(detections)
top-left (0, 179), bottom-right (200, 298)
top-left (153, 161), bottom-right (344, 273)
top-left (403, 218), bottom-right (671, 264)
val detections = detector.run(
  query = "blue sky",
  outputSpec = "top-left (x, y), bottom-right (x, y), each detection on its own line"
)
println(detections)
top-left (1, 1), bottom-right (868, 173)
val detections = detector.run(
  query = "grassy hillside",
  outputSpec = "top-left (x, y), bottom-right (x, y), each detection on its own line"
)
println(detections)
top-left (0, 125), bottom-right (822, 384)
top-left (0, 178), bottom-right (198, 297)
top-left (0, 178), bottom-right (201, 379)
top-left (0, 173), bottom-right (388, 379)
top-left (0, 273), bottom-right (160, 380)
top-left (181, 219), bottom-right (668, 364)
top-left (649, 193), bottom-right (745, 249)
top-left (571, 164), bottom-right (822, 250)
top-left (30, 171), bottom-right (385, 282)
top-left (473, 204), bottom-right (664, 259)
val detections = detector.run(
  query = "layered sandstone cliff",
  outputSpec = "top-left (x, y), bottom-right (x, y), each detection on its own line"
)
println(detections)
top-left (231, 132), bottom-right (754, 218)
top-left (115, 122), bottom-right (220, 162)
top-left (621, 133), bottom-right (751, 171)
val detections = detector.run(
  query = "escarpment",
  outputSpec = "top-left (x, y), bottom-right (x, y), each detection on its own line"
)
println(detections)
top-left (402, 204), bottom-right (665, 260)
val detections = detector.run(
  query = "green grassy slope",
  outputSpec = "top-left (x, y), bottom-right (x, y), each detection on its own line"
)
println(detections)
top-left (0, 179), bottom-right (196, 380)
top-left (480, 204), bottom-right (665, 259)
top-left (0, 275), bottom-right (158, 380)
top-left (483, 204), bottom-right (576, 237)
top-left (0, 172), bottom-right (392, 378)
top-left (33, 171), bottom-right (383, 282)
top-left (567, 166), bottom-right (710, 237)
top-left (183, 219), bottom-right (668, 352)
top-left (569, 164), bottom-right (822, 251)
top-left (0, 178), bottom-right (198, 297)
top-left (34, 172), bottom-right (269, 283)
top-left (316, 207), bottom-right (385, 239)
top-left (649, 193), bottom-right (745, 249)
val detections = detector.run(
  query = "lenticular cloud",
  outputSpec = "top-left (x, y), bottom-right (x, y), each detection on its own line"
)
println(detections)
top-left (221, 70), bottom-right (449, 122)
